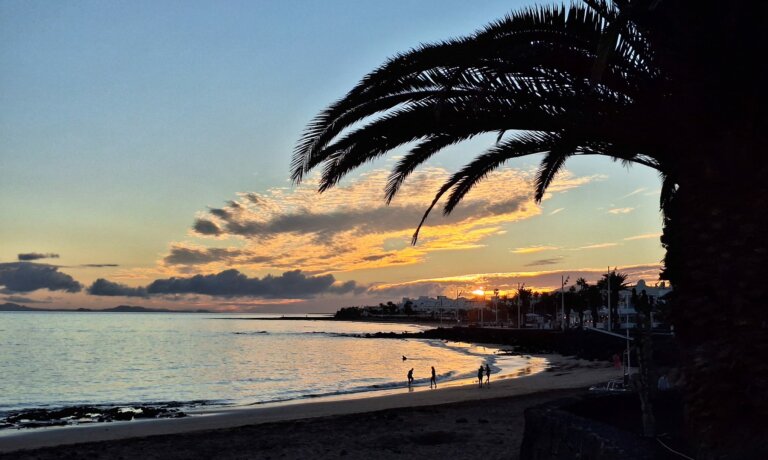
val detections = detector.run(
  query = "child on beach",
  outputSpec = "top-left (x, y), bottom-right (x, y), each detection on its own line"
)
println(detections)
top-left (485, 363), bottom-right (491, 386)
top-left (477, 365), bottom-right (484, 388)
top-left (407, 368), bottom-right (414, 387)
top-left (430, 366), bottom-right (437, 389)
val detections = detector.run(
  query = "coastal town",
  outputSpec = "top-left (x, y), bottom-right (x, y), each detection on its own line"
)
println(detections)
top-left (337, 277), bottom-right (672, 332)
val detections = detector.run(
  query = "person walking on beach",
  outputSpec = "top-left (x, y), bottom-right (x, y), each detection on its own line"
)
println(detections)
top-left (485, 363), bottom-right (491, 387)
top-left (477, 365), bottom-right (484, 388)
top-left (430, 366), bottom-right (437, 389)
top-left (407, 368), bottom-right (414, 387)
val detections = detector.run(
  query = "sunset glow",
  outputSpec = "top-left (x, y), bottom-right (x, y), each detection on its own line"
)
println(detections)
top-left (0, 0), bottom-right (665, 312)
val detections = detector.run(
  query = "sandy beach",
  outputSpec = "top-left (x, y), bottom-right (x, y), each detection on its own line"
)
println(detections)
top-left (0, 355), bottom-right (620, 459)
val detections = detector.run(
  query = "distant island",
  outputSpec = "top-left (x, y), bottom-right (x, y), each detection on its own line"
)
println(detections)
top-left (0, 302), bottom-right (210, 313)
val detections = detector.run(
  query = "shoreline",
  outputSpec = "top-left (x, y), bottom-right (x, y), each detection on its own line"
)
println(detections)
top-left (0, 354), bottom-right (619, 454)
top-left (0, 339), bottom-right (526, 429)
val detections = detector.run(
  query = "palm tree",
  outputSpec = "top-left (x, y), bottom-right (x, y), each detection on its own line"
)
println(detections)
top-left (631, 288), bottom-right (656, 437)
top-left (292, 1), bottom-right (767, 457)
top-left (597, 269), bottom-right (629, 331)
top-left (574, 277), bottom-right (590, 329)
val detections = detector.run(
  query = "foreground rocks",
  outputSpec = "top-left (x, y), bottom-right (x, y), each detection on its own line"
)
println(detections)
top-left (1, 404), bottom-right (188, 430)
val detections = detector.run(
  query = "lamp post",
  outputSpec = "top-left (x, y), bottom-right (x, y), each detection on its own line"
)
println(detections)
top-left (561, 275), bottom-right (570, 330)
top-left (456, 289), bottom-right (463, 324)
top-left (480, 290), bottom-right (485, 326)
top-left (607, 266), bottom-right (611, 331)
top-left (439, 296), bottom-right (443, 327)
top-left (516, 282), bottom-right (525, 328)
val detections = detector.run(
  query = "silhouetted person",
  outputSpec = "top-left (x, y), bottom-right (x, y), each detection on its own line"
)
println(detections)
top-left (477, 365), bottom-right (484, 388)
top-left (407, 368), bottom-right (414, 387)
top-left (485, 363), bottom-right (491, 386)
top-left (430, 366), bottom-right (437, 388)
top-left (402, 355), bottom-right (407, 361)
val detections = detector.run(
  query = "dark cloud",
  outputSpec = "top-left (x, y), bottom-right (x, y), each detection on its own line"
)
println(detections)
top-left (2, 295), bottom-right (52, 304)
top-left (193, 219), bottom-right (222, 236)
top-left (88, 279), bottom-right (148, 297)
top-left (164, 247), bottom-right (244, 265)
top-left (209, 208), bottom-right (232, 219)
top-left (525, 258), bottom-right (562, 267)
top-left (0, 262), bottom-right (82, 293)
top-left (484, 199), bottom-right (527, 215)
top-left (361, 253), bottom-right (394, 262)
top-left (18, 252), bottom-right (60, 261)
top-left (81, 264), bottom-right (120, 268)
top-left (244, 193), bottom-right (262, 204)
top-left (147, 269), bottom-right (352, 298)
top-left (327, 280), bottom-right (367, 295)
top-left (194, 196), bottom-right (527, 241)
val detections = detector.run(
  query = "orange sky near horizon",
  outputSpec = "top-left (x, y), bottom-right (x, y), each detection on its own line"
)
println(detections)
top-left (0, 0), bottom-right (666, 312)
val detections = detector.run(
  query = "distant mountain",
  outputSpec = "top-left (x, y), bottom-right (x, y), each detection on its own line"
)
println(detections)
top-left (0, 302), bottom-right (36, 311)
top-left (103, 305), bottom-right (172, 313)
top-left (0, 302), bottom-right (210, 313)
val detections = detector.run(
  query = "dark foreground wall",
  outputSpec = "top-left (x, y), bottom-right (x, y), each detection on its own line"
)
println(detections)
top-left (520, 395), bottom-right (657, 460)
top-left (397, 327), bottom-right (678, 364)
top-left (520, 392), bottom-right (688, 460)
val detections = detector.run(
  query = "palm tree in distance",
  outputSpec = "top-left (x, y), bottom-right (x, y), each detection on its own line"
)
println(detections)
top-left (292, 1), bottom-right (767, 458)
top-left (597, 269), bottom-right (629, 331)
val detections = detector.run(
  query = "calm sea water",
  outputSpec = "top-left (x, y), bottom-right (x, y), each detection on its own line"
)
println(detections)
top-left (0, 312), bottom-right (532, 415)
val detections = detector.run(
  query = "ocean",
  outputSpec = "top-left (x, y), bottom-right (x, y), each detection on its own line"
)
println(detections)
top-left (0, 312), bottom-right (535, 421)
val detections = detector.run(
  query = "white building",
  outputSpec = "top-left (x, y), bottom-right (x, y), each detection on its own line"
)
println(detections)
top-left (592, 279), bottom-right (672, 329)
top-left (399, 295), bottom-right (474, 316)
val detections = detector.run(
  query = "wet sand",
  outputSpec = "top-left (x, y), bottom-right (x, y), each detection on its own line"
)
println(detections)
top-left (0, 356), bottom-right (619, 459)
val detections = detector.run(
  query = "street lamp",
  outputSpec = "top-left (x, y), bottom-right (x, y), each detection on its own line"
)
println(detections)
top-left (516, 282), bottom-right (525, 328)
top-left (561, 275), bottom-right (570, 330)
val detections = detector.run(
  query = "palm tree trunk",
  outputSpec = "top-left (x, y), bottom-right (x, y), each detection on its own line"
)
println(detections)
top-left (662, 156), bottom-right (768, 459)
top-left (636, 309), bottom-right (655, 437)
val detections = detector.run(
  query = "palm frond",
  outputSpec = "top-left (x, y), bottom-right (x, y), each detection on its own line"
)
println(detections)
top-left (411, 132), bottom-right (560, 243)
top-left (534, 135), bottom-right (576, 202)
top-left (384, 134), bottom-right (472, 204)
top-left (659, 173), bottom-right (677, 212)
top-left (292, 0), bottom-right (668, 241)
top-left (292, 2), bottom-right (656, 186)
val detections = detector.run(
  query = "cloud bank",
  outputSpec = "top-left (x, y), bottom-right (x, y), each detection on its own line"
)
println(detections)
top-left (0, 262), bottom-right (82, 293)
top-left (88, 269), bottom-right (363, 299)
top-left (157, 168), bottom-right (600, 277)
top-left (88, 279), bottom-right (148, 297)
top-left (18, 252), bottom-right (60, 261)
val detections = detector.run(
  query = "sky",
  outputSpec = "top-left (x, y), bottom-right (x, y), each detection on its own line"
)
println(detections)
top-left (0, 0), bottom-right (666, 312)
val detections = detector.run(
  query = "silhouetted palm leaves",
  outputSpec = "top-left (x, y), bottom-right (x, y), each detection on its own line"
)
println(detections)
top-left (293, 2), bottom-right (671, 243)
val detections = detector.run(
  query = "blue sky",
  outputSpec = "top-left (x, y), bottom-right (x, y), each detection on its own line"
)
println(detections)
top-left (0, 1), bottom-right (665, 311)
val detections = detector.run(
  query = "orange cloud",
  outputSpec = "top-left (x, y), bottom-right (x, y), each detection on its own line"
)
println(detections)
top-left (511, 245), bottom-right (559, 254)
top-left (575, 243), bottom-right (619, 250)
top-left (623, 232), bottom-right (662, 241)
top-left (158, 167), bottom-right (600, 277)
top-left (608, 207), bottom-right (634, 214)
